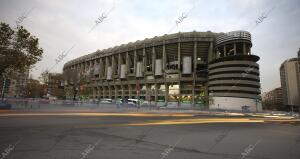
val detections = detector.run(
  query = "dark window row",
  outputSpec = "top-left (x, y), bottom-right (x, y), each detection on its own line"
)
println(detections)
top-left (208, 90), bottom-right (260, 95)
top-left (208, 77), bottom-right (260, 82)
top-left (209, 70), bottom-right (259, 76)
top-left (208, 83), bottom-right (260, 88)
top-left (209, 64), bottom-right (259, 70)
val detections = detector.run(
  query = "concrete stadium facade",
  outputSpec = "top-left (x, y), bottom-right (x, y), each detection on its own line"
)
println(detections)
top-left (63, 30), bottom-right (262, 111)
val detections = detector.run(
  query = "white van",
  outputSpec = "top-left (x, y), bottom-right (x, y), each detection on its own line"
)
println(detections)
top-left (100, 98), bottom-right (113, 104)
top-left (127, 99), bottom-right (139, 106)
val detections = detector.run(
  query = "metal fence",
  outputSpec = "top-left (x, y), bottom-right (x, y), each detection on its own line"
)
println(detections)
top-left (2, 98), bottom-right (200, 111)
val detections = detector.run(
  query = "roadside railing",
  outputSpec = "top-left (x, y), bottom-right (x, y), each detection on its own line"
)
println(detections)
top-left (2, 98), bottom-right (209, 112)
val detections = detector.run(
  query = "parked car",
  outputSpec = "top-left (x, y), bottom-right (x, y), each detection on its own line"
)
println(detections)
top-left (100, 98), bottom-right (113, 104)
top-left (127, 99), bottom-right (140, 107)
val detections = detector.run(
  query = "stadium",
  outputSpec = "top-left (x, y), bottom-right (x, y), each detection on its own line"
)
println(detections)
top-left (63, 30), bottom-right (262, 111)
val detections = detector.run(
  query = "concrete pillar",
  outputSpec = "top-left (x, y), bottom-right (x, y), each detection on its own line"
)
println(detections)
top-left (192, 41), bottom-right (197, 107)
top-left (103, 86), bottom-right (106, 98)
top-left (118, 53), bottom-right (121, 75)
top-left (165, 83), bottom-right (169, 106)
top-left (114, 85), bottom-right (118, 100)
top-left (106, 86), bottom-right (109, 98)
top-left (102, 86), bottom-right (105, 98)
top-left (100, 86), bottom-right (103, 99)
top-left (146, 84), bottom-right (150, 101)
top-left (100, 86), bottom-right (103, 98)
top-left (92, 87), bottom-right (95, 99)
top-left (143, 44), bottom-right (146, 72)
top-left (111, 56), bottom-right (115, 76)
top-left (95, 60), bottom-right (99, 79)
top-left (155, 83), bottom-right (158, 107)
top-left (178, 40), bottom-right (181, 71)
top-left (108, 85), bottom-right (112, 99)
top-left (105, 57), bottom-right (108, 78)
top-left (99, 58), bottom-right (103, 78)
top-left (98, 87), bottom-right (100, 98)
top-left (223, 45), bottom-right (226, 57)
top-left (112, 85), bottom-right (115, 99)
top-left (97, 86), bottom-right (101, 99)
top-left (204, 82), bottom-right (209, 107)
top-left (152, 44), bottom-right (156, 72)
top-left (129, 84), bottom-right (132, 98)
top-left (95, 86), bottom-right (98, 99)
top-left (126, 51), bottom-right (129, 74)
top-left (95, 87), bottom-right (98, 99)
top-left (162, 41), bottom-right (166, 72)
top-left (121, 85), bottom-right (124, 99)
top-left (134, 48), bottom-right (137, 73)
top-left (163, 41), bottom-right (167, 105)
top-left (208, 42), bottom-right (213, 62)
top-left (152, 43), bottom-right (157, 107)
top-left (137, 80), bottom-right (140, 100)
top-left (94, 86), bottom-right (98, 99)
top-left (98, 86), bottom-right (101, 98)
top-left (243, 43), bottom-right (246, 55)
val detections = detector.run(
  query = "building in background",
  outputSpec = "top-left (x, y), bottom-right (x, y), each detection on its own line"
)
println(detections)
top-left (298, 48), bottom-right (300, 72)
top-left (262, 87), bottom-right (283, 110)
top-left (63, 31), bottom-right (261, 112)
top-left (280, 57), bottom-right (300, 110)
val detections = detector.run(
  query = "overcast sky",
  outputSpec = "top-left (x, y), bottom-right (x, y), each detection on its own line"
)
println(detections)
top-left (0, 0), bottom-right (299, 92)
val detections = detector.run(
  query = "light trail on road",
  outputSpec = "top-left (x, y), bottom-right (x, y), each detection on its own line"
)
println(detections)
top-left (121, 118), bottom-right (265, 126)
top-left (0, 112), bottom-right (194, 117)
top-left (0, 111), bottom-right (299, 127)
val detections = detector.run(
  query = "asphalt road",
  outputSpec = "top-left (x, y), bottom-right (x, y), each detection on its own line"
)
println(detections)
top-left (0, 110), bottom-right (299, 159)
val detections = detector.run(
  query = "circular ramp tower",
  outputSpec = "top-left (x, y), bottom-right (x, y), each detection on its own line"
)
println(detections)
top-left (208, 31), bottom-right (262, 112)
